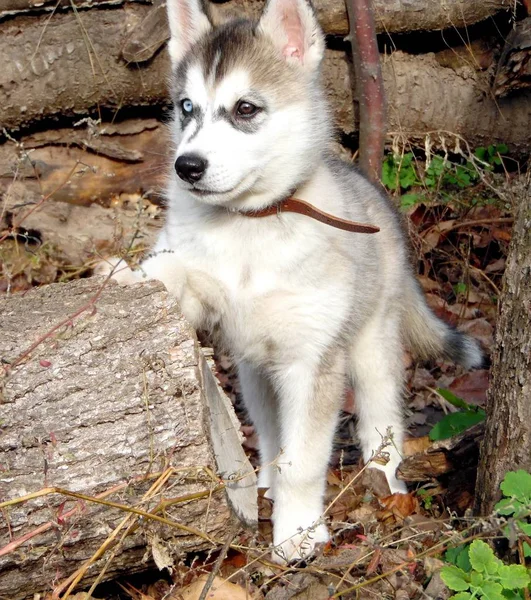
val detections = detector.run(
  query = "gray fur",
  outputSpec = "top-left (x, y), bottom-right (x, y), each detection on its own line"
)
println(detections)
top-left (100, 0), bottom-right (483, 565)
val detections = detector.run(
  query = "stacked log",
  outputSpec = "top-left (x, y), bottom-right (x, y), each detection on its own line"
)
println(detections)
top-left (0, 278), bottom-right (257, 598)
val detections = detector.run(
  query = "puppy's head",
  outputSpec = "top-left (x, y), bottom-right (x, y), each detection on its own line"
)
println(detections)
top-left (166, 0), bottom-right (331, 209)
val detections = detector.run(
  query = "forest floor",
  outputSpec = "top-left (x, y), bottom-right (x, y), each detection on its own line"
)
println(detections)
top-left (0, 147), bottom-right (526, 599)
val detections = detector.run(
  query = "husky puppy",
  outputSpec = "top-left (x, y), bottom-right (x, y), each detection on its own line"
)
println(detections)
top-left (100, 0), bottom-right (482, 563)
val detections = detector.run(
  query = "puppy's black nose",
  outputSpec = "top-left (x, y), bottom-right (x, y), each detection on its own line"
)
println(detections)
top-left (175, 154), bottom-right (208, 184)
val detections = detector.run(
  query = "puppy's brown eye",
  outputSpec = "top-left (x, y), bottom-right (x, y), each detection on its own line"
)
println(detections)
top-left (236, 100), bottom-right (259, 117)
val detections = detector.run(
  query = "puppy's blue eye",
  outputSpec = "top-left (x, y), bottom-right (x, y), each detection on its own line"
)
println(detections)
top-left (181, 99), bottom-right (193, 115)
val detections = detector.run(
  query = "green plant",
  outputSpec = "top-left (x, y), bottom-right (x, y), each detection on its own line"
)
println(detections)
top-left (496, 470), bottom-right (531, 558)
top-left (441, 539), bottom-right (530, 599)
top-left (474, 144), bottom-right (508, 169)
top-left (429, 389), bottom-right (485, 441)
top-left (417, 487), bottom-right (434, 510)
top-left (382, 152), bottom-right (419, 192)
top-left (381, 145), bottom-right (507, 210)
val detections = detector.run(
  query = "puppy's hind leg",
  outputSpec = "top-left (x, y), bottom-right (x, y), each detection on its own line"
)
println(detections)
top-left (350, 311), bottom-right (407, 494)
top-left (238, 362), bottom-right (280, 499)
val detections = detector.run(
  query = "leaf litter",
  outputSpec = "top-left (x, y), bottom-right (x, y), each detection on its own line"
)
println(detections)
top-left (2, 165), bottom-right (520, 599)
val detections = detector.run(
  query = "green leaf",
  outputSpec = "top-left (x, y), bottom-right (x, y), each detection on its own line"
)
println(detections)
top-left (495, 497), bottom-right (521, 516)
top-left (480, 581), bottom-right (505, 600)
top-left (441, 566), bottom-right (470, 591)
top-left (429, 410), bottom-right (486, 441)
top-left (446, 545), bottom-right (472, 572)
top-left (437, 389), bottom-right (475, 411)
top-left (496, 143), bottom-right (508, 154)
top-left (469, 540), bottom-right (500, 575)
top-left (517, 521), bottom-right (531, 535)
top-left (475, 147), bottom-right (487, 161)
top-left (524, 541), bottom-right (531, 559)
top-left (399, 167), bottom-right (418, 190)
top-left (497, 565), bottom-right (530, 590)
top-left (446, 546), bottom-right (464, 565)
top-left (470, 570), bottom-right (485, 587)
top-left (400, 193), bottom-right (422, 210)
top-left (454, 282), bottom-right (468, 296)
top-left (500, 470), bottom-right (531, 503)
top-left (382, 157), bottom-right (398, 190)
top-left (501, 590), bottom-right (525, 600)
top-left (452, 593), bottom-right (474, 600)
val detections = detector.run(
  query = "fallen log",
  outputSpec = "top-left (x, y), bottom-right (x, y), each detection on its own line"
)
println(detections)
top-left (0, 118), bottom-right (170, 207)
top-left (397, 423), bottom-right (484, 513)
top-left (397, 423), bottom-right (484, 482)
top-left (0, 278), bottom-right (257, 599)
top-left (379, 50), bottom-right (531, 154)
top-left (2, 1), bottom-right (530, 153)
top-left (0, 0), bottom-right (511, 36)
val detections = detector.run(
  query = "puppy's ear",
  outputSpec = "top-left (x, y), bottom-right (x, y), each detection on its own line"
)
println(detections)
top-left (258, 0), bottom-right (324, 71)
top-left (166, 0), bottom-right (212, 67)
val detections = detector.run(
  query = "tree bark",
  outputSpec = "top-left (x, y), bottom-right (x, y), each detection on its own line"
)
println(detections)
top-left (0, 0), bottom-right (511, 36)
top-left (0, 278), bottom-right (256, 599)
top-left (2, 2), bottom-right (531, 154)
top-left (0, 4), bottom-right (169, 131)
top-left (475, 181), bottom-right (531, 515)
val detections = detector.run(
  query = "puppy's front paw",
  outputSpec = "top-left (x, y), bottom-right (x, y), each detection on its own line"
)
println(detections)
top-left (271, 505), bottom-right (329, 565)
top-left (272, 521), bottom-right (329, 565)
top-left (93, 257), bottom-right (140, 285)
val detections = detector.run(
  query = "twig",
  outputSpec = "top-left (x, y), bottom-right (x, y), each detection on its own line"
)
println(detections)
top-left (57, 469), bottom-right (175, 599)
top-left (198, 520), bottom-right (239, 600)
top-left (440, 217), bottom-right (514, 234)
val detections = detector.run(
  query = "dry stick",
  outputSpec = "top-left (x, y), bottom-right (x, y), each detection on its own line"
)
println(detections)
top-left (0, 486), bottom-right (215, 541)
top-left (0, 468), bottom-right (208, 557)
top-left (198, 521), bottom-right (240, 600)
top-left (0, 488), bottom-right (138, 557)
top-left (346, 0), bottom-right (385, 183)
top-left (435, 217), bottom-right (514, 235)
top-left (57, 468), bottom-right (175, 599)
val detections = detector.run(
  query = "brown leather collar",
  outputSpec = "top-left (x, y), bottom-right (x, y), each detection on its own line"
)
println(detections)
top-left (240, 197), bottom-right (380, 234)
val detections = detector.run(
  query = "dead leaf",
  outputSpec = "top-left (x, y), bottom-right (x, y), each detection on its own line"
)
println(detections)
top-left (418, 275), bottom-right (442, 293)
top-left (424, 570), bottom-right (451, 599)
top-left (366, 547), bottom-right (382, 575)
top-left (421, 220), bottom-right (457, 251)
top-left (348, 504), bottom-right (377, 526)
top-left (380, 493), bottom-right (420, 519)
top-left (174, 575), bottom-right (252, 600)
top-left (484, 257), bottom-right (505, 273)
top-left (404, 513), bottom-right (444, 533)
top-left (151, 534), bottom-right (174, 573)
top-left (403, 436), bottom-right (431, 456)
top-left (360, 467), bottom-right (391, 498)
top-left (492, 227), bottom-right (512, 243)
top-left (448, 370), bottom-right (489, 405)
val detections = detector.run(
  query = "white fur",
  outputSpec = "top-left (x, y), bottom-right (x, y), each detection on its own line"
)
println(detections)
top-left (99, 0), bottom-right (481, 564)
top-left (166, 0), bottom-right (211, 66)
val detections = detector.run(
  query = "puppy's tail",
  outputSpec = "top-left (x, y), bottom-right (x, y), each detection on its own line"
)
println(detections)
top-left (402, 275), bottom-right (484, 369)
